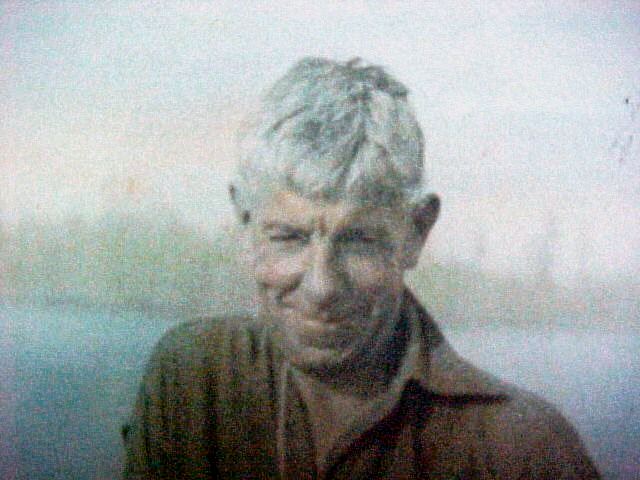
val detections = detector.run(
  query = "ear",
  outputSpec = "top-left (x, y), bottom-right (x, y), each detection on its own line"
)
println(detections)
top-left (401, 193), bottom-right (440, 269)
top-left (228, 184), bottom-right (251, 225)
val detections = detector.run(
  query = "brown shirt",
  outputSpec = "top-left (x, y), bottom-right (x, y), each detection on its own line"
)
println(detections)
top-left (122, 290), bottom-right (600, 479)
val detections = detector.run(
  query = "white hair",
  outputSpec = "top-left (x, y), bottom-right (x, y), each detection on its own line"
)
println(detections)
top-left (232, 57), bottom-right (426, 215)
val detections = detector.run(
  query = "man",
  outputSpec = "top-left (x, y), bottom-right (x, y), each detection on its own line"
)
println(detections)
top-left (122, 58), bottom-right (599, 479)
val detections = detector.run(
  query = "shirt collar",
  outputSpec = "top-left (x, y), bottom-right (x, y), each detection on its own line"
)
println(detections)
top-left (401, 289), bottom-right (509, 398)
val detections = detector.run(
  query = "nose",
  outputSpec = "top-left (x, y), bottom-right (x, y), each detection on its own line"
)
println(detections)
top-left (301, 239), bottom-right (341, 310)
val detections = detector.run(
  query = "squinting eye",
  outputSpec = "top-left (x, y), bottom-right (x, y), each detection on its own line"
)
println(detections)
top-left (269, 232), bottom-right (309, 243)
top-left (343, 229), bottom-right (375, 243)
top-left (337, 229), bottom-right (392, 255)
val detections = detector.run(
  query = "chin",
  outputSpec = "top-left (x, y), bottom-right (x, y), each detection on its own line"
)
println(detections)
top-left (286, 343), bottom-right (353, 372)
top-left (279, 317), bottom-right (386, 376)
top-left (267, 294), bottom-right (402, 371)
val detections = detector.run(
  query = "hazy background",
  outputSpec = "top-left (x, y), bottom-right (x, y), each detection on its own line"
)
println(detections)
top-left (1, 1), bottom-right (639, 479)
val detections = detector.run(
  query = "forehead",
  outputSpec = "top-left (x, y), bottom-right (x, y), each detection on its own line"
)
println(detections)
top-left (255, 190), bottom-right (406, 231)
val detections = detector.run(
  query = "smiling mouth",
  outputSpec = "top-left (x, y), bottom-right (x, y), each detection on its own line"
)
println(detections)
top-left (281, 306), bottom-right (347, 331)
top-left (276, 304), bottom-right (362, 352)
top-left (299, 317), bottom-right (340, 331)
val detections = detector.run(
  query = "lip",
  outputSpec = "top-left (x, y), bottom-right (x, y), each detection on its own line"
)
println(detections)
top-left (281, 306), bottom-right (345, 331)
top-left (299, 317), bottom-right (339, 331)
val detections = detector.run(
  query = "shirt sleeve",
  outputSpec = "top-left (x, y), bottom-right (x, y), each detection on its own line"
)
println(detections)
top-left (121, 322), bottom-right (216, 479)
top-left (121, 333), bottom-right (181, 479)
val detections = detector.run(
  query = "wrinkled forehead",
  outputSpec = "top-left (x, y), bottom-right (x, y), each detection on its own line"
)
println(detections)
top-left (255, 189), bottom-right (409, 231)
top-left (249, 173), bottom-right (408, 213)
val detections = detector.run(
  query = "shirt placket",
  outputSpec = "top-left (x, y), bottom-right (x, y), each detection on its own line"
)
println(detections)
top-left (321, 384), bottom-right (422, 480)
top-left (277, 367), bottom-right (318, 479)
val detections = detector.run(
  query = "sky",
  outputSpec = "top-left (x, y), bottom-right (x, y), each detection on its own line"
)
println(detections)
top-left (1, 0), bottom-right (639, 285)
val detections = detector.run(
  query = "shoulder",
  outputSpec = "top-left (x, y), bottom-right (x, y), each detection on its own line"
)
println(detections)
top-left (151, 314), bottom-right (265, 362)
top-left (478, 378), bottom-right (581, 451)
top-left (429, 359), bottom-right (600, 479)
top-left (143, 314), bottom-right (278, 387)
top-left (482, 380), bottom-right (600, 478)
top-left (418, 334), bottom-right (600, 478)
top-left (123, 315), bottom-right (276, 477)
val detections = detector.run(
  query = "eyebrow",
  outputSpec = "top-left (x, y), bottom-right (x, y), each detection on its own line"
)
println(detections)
top-left (262, 217), bottom-right (394, 232)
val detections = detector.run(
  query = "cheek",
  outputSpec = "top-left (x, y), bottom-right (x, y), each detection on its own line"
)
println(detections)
top-left (343, 256), bottom-right (403, 293)
top-left (252, 249), bottom-right (305, 288)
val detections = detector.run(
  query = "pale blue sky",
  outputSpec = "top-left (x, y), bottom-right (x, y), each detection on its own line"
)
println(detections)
top-left (2, 1), bottom-right (639, 283)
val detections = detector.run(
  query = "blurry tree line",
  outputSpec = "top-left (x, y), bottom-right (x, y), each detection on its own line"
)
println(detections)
top-left (0, 212), bottom-right (636, 330)
top-left (0, 212), bottom-right (249, 317)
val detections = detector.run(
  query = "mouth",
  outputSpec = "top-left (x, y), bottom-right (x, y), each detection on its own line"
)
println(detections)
top-left (273, 301), bottom-right (377, 356)
top-left (299, 316), bottom-right (340, 332)
top-left (279, 305), bottom-right (350, 338)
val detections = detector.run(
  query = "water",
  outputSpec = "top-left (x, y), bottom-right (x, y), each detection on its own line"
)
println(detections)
top-left (2, 304), bottom-right (638, 479)
top-left (2, 304), bottom-right (180, 480)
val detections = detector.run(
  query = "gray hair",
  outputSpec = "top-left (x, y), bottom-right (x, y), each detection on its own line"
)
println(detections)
top-left (232, 57), bottom-right (426, 215)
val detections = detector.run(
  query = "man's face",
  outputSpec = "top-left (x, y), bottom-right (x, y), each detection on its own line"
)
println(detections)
top-left (249, 190), bottom-right (421, 370)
